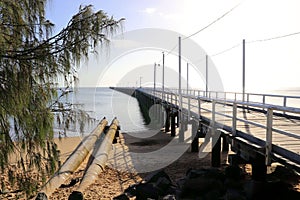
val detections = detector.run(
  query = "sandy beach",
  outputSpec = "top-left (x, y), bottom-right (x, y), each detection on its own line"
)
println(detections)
top-left (49, 130), bottom-right (216, 199)
top-left (1, 129), bottom-right (299, 199)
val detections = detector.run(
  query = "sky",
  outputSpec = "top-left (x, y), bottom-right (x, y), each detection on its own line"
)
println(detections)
top-left (46, 0), bottom-right (300, 93)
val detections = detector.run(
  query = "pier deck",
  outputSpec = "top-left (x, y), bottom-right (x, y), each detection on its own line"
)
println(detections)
top-left (129, 87), bottom-right (300, 171)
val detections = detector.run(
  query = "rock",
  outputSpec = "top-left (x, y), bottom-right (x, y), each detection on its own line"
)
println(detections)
top-left (225, 165), bottom-right (243, 181)
top-left (180, 168), bottom-right (225, 199)
top-left (124, 184), bottom-right (137, 197)
top-left (224, 166), bottom-right (244, 190)
top-left (113, 193), bottom-right (129, 200)
top-left (244, 180), bottom-right (265, 200)
top-left (162, 194), bottom-right (177, 200)
top-left (121, 170), bottom-right (174, 200)
top-left (205, 189), bottom-right (222, 200)
top-left (270, 165), bottom-right (299, 185)
top-left (286, 189), bottom-right (300, 199)
top-left (186, 168), bottom-right (225, 180)
top-left (68, 191), bottom-right (84, 200)
top-left (225, 188), bottom-right (246, 200)
top-left (35, 192), bottom-right (48, 200)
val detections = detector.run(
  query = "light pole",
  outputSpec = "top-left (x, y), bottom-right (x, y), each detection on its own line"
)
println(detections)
top-left (154, 62), bottom-right (156, 96)
top-left (162, 52), bottom-right (165, 100)
top-left (187, 62), bottom-right (190, 120)
top-left (242, 39), bottom-right (246, 102)
top-left (206, 55), bottom-right (208, 97)
top-left (179, 37), bottom-right (182, 110)
top-left (178, 36), bottom-right (183, 142)
top-left (187, 62), bottom-right (189, 93)
top-left (139, 76), bottom-right (142, 88)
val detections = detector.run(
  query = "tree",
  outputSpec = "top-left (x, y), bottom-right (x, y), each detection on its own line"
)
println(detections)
top-left (0, 0), bottom-right (123, 196)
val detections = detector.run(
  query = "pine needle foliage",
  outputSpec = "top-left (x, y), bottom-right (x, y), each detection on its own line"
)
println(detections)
top-left (0, 0), bottom-right (123, 196)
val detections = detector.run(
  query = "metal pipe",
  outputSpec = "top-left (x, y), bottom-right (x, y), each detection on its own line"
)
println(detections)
top-left (69, 118), bottom-right (119, 199)
top-left (35, 118), bottom-right (108, 200)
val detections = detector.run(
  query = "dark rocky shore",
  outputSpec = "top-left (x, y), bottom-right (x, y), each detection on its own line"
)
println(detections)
top-left (114, 165), bottom-right (300, 200)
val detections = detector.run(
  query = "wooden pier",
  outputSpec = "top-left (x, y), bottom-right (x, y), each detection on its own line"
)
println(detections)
top-left (112, 87), bottom-right (300, 175)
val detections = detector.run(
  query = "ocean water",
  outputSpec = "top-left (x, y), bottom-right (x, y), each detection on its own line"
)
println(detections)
top-left (54, 87), bottom-right (148, 137)
top-left (54, 87), bottom-right (300, 137)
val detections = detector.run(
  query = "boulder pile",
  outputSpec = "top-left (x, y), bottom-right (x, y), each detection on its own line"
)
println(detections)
top-left (114, 165), bottom-right (300, 200)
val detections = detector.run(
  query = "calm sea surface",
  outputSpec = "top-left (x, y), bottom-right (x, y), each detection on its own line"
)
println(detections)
top-left (54, 87), bottom-right (300, 137)
top-left (54, 87), bottom-right (148, 137)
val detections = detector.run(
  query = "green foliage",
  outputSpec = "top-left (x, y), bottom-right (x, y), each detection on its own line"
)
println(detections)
top-left (0, 0), bottom-right (123, 196)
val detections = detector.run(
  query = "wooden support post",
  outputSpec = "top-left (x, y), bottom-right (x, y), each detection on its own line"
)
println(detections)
top-left (183, 115), bottom-right (188, 131)
top-left (222, 134), bottom-right (229, 152)
top-left (179, 114), bottom-right (186, 143)
top-left (176, 110), bottom-right (180, 127)
top-left (191, 119), bottom-right (199, 152)
top-left (219, 129), bottom-right (229, 152)
top-left (211, 130), bottom-right (221, 167)
top-left (171, 111), bottom-right (176, 137)
top-left (165, 106), bottom-right (170, 132)
top-left (251, 156), bottom-right (267, 181)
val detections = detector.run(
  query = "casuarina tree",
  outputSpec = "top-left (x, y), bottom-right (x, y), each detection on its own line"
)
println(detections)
top-left (0, 0), bottom-right (123, 196)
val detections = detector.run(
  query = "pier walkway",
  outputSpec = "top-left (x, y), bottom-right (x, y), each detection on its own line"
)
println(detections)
top-left (113, 87), bottom-right (300, 173)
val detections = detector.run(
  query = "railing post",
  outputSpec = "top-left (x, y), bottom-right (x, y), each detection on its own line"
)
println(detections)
top-left (247, 93), bottom-right (250, 112)
top-left (232, 103), bottom-right (237, 136)
top-left (212, 100), bottom-right (216, 132)
top-left (198, 98), bottom-right (201, 118)
top-left (263, 95), bottom-right (266, 111)
top-left (266, 107), bottom-right (273, 165)
top-left (188, 96), bottom-right (191, 120)
top-left (283, 97), bottom-right (287, 115)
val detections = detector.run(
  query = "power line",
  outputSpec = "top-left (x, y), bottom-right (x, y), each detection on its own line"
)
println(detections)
top-left (183, 2), bottom-right (243, 40)
top-left (155, 1), bottom-right (243, 64)
top-left (247, 31), bottom-right (300, 44)
top-left (188, 30), bottom-right (300, 62)
top-left (155, 2), bottom-right (300, 65)
top-left (211, 43), bottom-right (241, 57)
